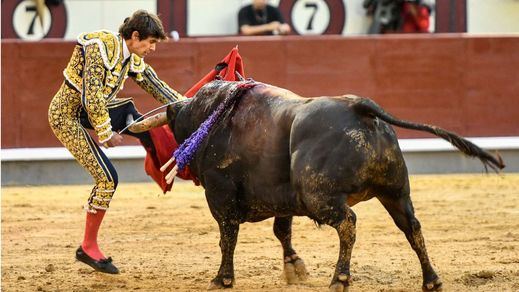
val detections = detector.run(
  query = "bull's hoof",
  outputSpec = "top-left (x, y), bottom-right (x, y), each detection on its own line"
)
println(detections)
top-left (422, 277), bottom-right (442, 291)
top-left (283, 255), bottom-right (309, 284)
top-left (207, 277), bottom-right (234, 290)
top-left (329, 282), bottom-right (349, 292)
top-left (329, 274), bottom-right (351, 292)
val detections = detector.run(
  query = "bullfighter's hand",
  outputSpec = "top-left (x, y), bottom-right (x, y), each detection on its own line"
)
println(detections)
top-left (103, 132), bottom-right (123, 148)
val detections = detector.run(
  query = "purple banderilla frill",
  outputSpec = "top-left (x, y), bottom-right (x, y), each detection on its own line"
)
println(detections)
top-left (173, 82), bottom-right (256, 170)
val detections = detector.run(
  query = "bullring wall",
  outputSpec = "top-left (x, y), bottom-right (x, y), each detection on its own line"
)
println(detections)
top-left (2, 34), bottom-right (518, 149)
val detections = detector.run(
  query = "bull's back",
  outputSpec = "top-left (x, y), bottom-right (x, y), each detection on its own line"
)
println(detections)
top-left (229, 84), bottom-right (304, 161)
top-left (229, 85), bottom-right (305, 182)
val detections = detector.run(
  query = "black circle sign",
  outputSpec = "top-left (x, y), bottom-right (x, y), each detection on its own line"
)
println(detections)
top-left (2, 0), bottom-right (67, 40)
top-left (278, 0), bottom-right (346, 35)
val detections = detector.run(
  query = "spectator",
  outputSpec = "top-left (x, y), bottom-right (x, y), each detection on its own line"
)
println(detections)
top-left (364, 0), bottom-right (431, 34)
top-left (400, 0), bottom-right (431, 33)
top-left (238, 0), bottom-right (291, 35)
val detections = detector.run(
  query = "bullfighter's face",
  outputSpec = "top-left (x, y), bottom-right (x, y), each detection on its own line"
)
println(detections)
top-left (127, 31), bottom-right (159, 58)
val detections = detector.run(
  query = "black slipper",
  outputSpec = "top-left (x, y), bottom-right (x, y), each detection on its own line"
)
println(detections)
top-left (75, 246), bottom-right (119, 274)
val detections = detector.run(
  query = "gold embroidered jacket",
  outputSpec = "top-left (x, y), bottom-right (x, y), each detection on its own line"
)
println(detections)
top-left (63, 30), bottom-right (183, 143)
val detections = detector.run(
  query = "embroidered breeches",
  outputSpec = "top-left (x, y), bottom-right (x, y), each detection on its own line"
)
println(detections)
top-left (49, 83), bottom-right (118, 212)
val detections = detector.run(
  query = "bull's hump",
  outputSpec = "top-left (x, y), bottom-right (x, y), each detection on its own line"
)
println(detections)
top-left (199, 80), bottom-right (303, 101)
top-left (256, 84), bottom-right (303, 100)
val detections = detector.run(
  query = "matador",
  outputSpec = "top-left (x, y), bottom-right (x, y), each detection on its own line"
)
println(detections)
top-left (48, 10), bottom-right (182, 273)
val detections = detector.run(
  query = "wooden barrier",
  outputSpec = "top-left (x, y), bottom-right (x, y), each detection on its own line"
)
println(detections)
top-left (2, 34), bottom-right (518, 148)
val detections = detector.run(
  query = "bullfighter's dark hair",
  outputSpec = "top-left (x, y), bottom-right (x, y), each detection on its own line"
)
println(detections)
top-left (119, 10), bottom-right (167, 41)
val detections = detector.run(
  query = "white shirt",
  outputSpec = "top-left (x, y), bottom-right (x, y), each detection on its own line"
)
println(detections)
top-left (122, 39), bottom-right (131, 63)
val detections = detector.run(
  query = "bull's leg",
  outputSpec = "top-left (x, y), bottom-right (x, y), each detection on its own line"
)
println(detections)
top-left (378, 195), bottom-right (442, 291)
top-left (329, 205), bottom-right (357, 292)
top-left (208, 220), bottom-right (239, 289)
top-left (273, 217), bottom-right (308, 284)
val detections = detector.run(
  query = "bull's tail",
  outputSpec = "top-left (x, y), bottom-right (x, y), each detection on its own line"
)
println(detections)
top-left (351, 96), bottom-right (505, 172)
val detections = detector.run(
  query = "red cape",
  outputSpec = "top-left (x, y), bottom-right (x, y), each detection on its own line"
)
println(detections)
top-left (144, 47), bottom-right (245, 193)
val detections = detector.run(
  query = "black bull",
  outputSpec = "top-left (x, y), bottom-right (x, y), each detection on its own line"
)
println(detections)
top-left (163, 80), bottom-right (504, 291)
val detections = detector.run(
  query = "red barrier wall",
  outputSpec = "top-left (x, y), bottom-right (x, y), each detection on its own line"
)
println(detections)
top-left (2, 35), bottom-right (518, 148)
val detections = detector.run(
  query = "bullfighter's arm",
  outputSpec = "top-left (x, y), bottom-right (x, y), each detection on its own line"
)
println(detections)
top-left (82, 44), bottom-right (112, 143)
top-left (131, 64), bottom-right (186, 104)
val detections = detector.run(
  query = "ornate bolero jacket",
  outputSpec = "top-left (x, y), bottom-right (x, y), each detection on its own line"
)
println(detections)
top-left (62, 30), bottom-right (183, 143)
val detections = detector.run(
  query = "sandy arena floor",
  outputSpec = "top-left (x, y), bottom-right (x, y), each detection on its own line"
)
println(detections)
top-left (2, 174), bottom-right (519, 291)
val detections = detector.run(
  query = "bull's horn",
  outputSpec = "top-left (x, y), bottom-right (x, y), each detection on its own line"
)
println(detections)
top-left (127, 112), bottom-right (168, 133)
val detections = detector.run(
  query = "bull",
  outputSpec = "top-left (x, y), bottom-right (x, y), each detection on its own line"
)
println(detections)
top-left (131, 80), bottom-right (504, 291)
